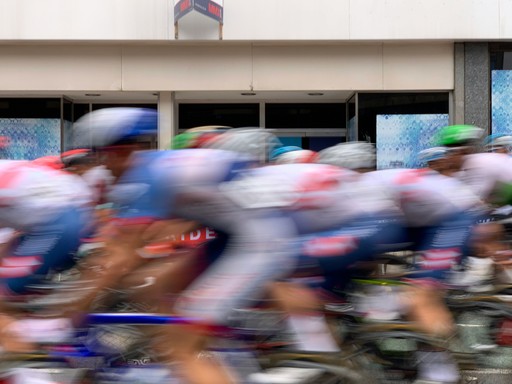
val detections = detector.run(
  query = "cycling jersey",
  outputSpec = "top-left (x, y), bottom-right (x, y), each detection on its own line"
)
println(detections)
top-left (0, 161), bottom-right (93, 294)
top-left (365, 168), bottom-right (483, 227)
top-left (364, 168), bottom-right (484, 281)
top-left (0, 161), bottom-right (92, 231)
top-left (457, 153), bottom-right (512, 201)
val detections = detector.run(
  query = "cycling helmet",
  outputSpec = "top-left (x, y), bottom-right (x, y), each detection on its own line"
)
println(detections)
top-left (32, 156), bottom-right (64, 170)
top-left (318, 142), bottom-right (376, 170)
top-left (203, 128), bottom-right (282, 160)
top-left (437, 125), bottom-right (484, 147)
top-left (274, 149), bottom-right (318, 165)
top-left (483, 133), bottom-right (512, 152)
top-left (61, 149), bottom-right (92, 168)
top-left (417, 147), bottom-right (447, 165)
top-left (269, 146), bottom-right (302, 162)
top-left (71, 108), bottom-right (158, 149)
top-left (169, 128), bottom-right (227, 150)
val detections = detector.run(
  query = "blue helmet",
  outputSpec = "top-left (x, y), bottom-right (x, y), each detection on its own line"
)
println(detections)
top-left (269, 146), bottom-right (302, 162)
top-left (71, 108), bottom-right (158, 149)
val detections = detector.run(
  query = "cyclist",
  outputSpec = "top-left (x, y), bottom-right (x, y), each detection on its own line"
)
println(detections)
top-left (70, 110), bottom-right (406, 383)
top-left (483, 133), bottom-right (512, 154)
top-left (0, 160), bottom-right (93, 351)
top-left (417, 146), bottom-right (450, 176)
top-left (439, 125), bottom-right (512, 206)
top-left (359, 144), bottom-right (484, 384)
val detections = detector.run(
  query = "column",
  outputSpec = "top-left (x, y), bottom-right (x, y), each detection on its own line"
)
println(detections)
top-left (157, 92), bottom-right (176, 150)
top-left (453, 43), bottom-right (465, 125)
top-left (464, 43), bottom-right (490, 133)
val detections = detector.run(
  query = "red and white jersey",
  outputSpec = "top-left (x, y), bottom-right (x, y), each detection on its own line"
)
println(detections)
top-left (457, 153), bottom-right (512, 201)
top-left (0, 161), bottom-right (92, 230)
top-left (222, 163), bottom-right (397, 232)
top-left (366, 168), bottom-right (483, 227)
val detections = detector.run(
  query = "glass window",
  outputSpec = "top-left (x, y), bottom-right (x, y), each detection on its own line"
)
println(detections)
top-left (307, 137), bottom-right (344, 151)
top-left (0, 98), bottom-right (61, 118)
top-left (266, 103), bottom-right (345, 129)
top-left (179, 104), bottom-right (259, 129)
top-left (357, 93), bottom-right (449, 143)
top-left (92, 103), bottom-right (157, 111)
top-left (490, 43), bottom-right (512, 70)
top-left (73, 104), bottom-right (90, 122)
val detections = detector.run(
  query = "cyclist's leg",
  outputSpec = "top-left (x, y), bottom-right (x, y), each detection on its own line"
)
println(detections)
top-left (168, 213), bottom-right (298, 384)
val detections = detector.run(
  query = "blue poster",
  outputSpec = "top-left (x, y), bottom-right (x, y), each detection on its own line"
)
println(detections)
top-left (492, 70), bottom-right (512, 136)
top-left (0, 118), bottom-right (61, 160)
top-left (376, 114), bottom-right (449, 169)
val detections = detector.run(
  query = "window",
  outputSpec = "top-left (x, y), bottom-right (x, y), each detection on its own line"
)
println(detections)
top-left (266, 103), bottom-right (345, 129)
top-left (357, 93), bottom-right (449, 143)
top-left (0, 98), bottom-right (61, 118)
top-left (179, 104), bottom-right (259, 129)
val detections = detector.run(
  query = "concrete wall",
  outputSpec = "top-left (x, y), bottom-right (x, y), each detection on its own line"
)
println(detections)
top-left (0, 0), bottom-right (510, 41)
top-left (0, 43), bottom-right (454, 92)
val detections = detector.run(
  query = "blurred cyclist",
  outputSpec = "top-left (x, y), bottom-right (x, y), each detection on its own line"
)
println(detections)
top-left (483, 133), bottom-right (512, 154)
top-left (0, 160), bottom-right (93, 351)
top-left (439, 125), bottom-right (512, 206)
top-left (358, 144), bottom-right (485, 384)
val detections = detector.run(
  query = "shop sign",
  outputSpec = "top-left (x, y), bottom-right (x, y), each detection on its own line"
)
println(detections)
top-left (174, 0), bottom-right (223, 23)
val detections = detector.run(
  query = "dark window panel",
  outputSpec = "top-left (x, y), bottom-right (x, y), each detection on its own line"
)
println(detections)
top-left (73, 104), bottom-right (90, 122)
top-left (308, 137), bottom-right (344, 151)
top-left (0, 98), bottom-right (61, 118)
top-left (266, 103), bottom-right (346, 129)
top-left (179, 104), bottom-right (259, 129)
top-left (357, 93), bottom-right (449, 143)
top-left (92, 104), bottom-right (157, 111)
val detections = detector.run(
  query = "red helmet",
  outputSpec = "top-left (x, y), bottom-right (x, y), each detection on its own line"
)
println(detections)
top-left (32, 156), bottom-right (64, 170)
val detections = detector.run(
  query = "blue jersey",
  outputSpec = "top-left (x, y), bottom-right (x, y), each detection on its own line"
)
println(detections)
top-left (111, 149), bottom-right (255, 225)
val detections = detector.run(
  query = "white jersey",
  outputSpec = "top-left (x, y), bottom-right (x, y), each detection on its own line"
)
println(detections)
top-left (222, 163), bottom-right (397, 232)
top-left (367, 168), bottom-right (483, 227)
top-left (0, 161), bottom-right (92, 230)
top-left (457, 153), bottom-right (512, 201)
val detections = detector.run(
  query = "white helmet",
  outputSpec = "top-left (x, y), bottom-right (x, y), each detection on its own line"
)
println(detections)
top-left (417, 147), bottom-right (447, 165)
top-left (318, 142), bottom-right (376, 170)
top-left (204, 128), bottom-right (282, 160)
top-left (274, 149), bottom-right (318, 165)
top-left (484, 134), bottom-right (512, 152)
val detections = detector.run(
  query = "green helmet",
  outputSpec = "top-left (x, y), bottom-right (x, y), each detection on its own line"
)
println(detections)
top-left (169, 132), bottom-right (198, 149)
top-left (168, 126), bottom-right (229, 150)
top-left (437, 125), bottom-right (484, 147)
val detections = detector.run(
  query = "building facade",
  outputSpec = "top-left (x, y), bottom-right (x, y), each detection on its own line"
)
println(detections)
top-left (0, 0), bottom-right (510, 165)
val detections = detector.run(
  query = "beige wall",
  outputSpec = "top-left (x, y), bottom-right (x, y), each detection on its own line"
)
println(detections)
top-left (0, 0), bottom-right (509, 41)
top-left (0, 43), bottom-right (454, 92)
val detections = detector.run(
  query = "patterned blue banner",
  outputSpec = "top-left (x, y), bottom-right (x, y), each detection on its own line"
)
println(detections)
top-left (0, 118), bottom-right (60, 160)
top-left (376, 114), bottom-right (449, 169)
top-left (492, 70), bottom-right (512, 136)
